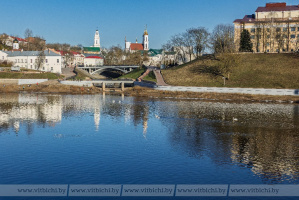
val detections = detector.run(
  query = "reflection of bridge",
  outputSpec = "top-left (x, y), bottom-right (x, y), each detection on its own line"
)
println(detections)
top-left (78, 66), bottom-right (139, 75)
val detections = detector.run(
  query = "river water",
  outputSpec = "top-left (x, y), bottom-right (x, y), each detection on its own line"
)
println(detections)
top-left (0, 93), bottom-right (298, 199)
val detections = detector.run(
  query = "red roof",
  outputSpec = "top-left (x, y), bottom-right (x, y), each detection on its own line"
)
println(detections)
top-left (85, 56), bottom-right (103, 59)
top-left (256, 3), bottom-right (299, 12)
top-left (130, 43), bottom-right (144, 51)
top-left (71, 51), bottom-right (81, 55)
top-left (234, 15), bottom-right (255, 23)
top-left (11, 36), bottom-right (27, 42)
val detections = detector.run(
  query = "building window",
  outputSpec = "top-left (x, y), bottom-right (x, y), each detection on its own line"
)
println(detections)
top-left (283, 34), bottom-right (287, 38)
top-left (250, 35), bottom-right (255, 39)
top-left (57, 59), bottom-right (59, 63)
top-left (297, 34), bottom-right (299, 38)
top-left (276, 28), bottom-right (281, 32)
top-left (267, 49), bottom-right (269, 52)
top-left (51, 67), bottom-right (53, 71)
top-left (266, 43), bottom-right (270, 46)
top-left (291, 35), bottom-right (296, 39)
top-left (25, 59), bottom-right (27, 63)
top-left (266, 28), bottom-right (270, 32)
top-left (283, 27), bottom-right (287, 32)
top-left (297, 27), bottom-right (299, 31)
top-left (267, 35), bottom-right (270, 39)
top-left (251, 28), bottom-right (255, 33)
top-left (30, 59), bottom-right (32, 63)
top-left (46, 59), bottom-right (48, 63)
top-left (291, 27), bottom-right (296, 31)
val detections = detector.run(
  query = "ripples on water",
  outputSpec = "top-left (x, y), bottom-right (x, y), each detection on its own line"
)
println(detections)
top-left (0, 94), bottom-right (298, 188)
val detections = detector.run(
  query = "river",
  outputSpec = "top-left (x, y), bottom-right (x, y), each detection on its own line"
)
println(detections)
top-left (0, 93), bottom-right (298, 199)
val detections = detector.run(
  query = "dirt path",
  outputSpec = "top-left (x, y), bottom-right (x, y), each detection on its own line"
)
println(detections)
top-left (61, 67), bottom-right (76, 79)
top-left (153, 69), bottom-right (168, 86)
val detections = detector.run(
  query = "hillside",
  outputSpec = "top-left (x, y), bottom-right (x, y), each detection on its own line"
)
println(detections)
top-left (162, 53), bottom-right (299, 89)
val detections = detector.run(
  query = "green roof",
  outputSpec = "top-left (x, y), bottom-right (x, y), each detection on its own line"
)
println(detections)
top-left (83, 47), bottom-right (100, 52)
top-left (148, 49), bottom-right (163, 57)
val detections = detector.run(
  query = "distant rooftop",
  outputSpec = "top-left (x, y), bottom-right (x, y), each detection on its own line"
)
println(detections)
top-left (256, 2), bottom-right (299, 12)
top-left (4, 49), bottom-right (60, 57)
top-left (83, 47), bottom-right (100, 52)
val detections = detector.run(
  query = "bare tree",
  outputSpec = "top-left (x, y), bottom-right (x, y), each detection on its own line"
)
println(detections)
top-left (187, 27), bottom-right (210, 58)
top-left (24, 29), bottom-right (33, 50)
top-left (36, 50), bottom-right (45, 70)
top-left (211, 24), bottom-right (235, 54)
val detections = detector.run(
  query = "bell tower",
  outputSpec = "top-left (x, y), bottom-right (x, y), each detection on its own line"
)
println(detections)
top-left (13, 38), bottom-right (19, 50)
top-left (143, 25), bottom-right (149, 51)
top-left (94, 30), bottom-right (100, 47)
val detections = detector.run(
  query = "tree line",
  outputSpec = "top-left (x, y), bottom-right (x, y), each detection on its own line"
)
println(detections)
top-left (162, 24), bottom-right (235, 62)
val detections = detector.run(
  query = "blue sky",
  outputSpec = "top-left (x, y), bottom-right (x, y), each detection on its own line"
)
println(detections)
top-left (1, 0), bottom-right (298, 49)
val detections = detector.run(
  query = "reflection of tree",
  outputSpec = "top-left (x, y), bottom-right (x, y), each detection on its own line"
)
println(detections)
top-left (159, 101), bottom-right (299, 183)
top-left (231, 127), bottom-right (299, 183)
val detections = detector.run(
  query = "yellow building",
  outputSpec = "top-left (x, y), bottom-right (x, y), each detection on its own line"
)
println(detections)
top-left (234, 2), bottom-right (299, 53)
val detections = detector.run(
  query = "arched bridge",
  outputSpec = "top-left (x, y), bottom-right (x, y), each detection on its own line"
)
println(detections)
top-left (78, 65), bottom-right (139, 75)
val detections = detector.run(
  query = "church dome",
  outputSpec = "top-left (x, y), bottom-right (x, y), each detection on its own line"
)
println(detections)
top-left (13, 38), bottom-right (19, 43)
top-left (144, 30), bottom-right (148, 35)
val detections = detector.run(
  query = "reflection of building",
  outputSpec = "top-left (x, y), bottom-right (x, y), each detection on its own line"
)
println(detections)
top-left (234, 2), bottom-right (299, 53)
top-left (0, 94), bottom-right (63, 134)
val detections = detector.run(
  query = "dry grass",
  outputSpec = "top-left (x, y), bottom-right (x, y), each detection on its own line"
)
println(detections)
top-left (0, 83), bottom-right (298, 103)
top-left (162, 53), bottom-right (299, 89)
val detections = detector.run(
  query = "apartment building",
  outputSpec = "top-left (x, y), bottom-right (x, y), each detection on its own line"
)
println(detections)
top-left (234, 2), bottom-right (299, 53)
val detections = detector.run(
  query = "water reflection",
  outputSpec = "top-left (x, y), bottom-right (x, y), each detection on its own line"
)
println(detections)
top-left (0, 94), bottom-right (62, 134)
top-left (0, 94), bottom-right (298, 184)
top-left (157, 101), bottom-right (299, 183)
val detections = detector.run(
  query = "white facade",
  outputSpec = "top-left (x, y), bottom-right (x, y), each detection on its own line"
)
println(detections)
top-left (94, 30), bottom-right (100, 47)
top-left (143, 29), bottom-right (149, 51)
top-left (0, 49), bottom-right (62, 74)
top-left (84, 56), bottom-right (104, 66)
top-left (13, 39), bottom-right (19, 50)
top-left (0, 51), bottom-right (7, 60)
top-left (73, 54), bottom-right (84, 66)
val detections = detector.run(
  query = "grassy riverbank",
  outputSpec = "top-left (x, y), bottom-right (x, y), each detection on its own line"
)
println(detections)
top-left (0, 82), bottom-right (298, 104)
top-left (0, 72), bottom-right (62, 79)
top-left (162, 53), bottom-right (299, 89)
top-left (119, 67), bottom-right (156, 82)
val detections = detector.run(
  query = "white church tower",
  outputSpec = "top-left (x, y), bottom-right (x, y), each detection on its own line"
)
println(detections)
top-left (143, 26), bottom-right (149, 51)
top-left (94, 30), bottom-right (100, 47)
top-left (13, 38), bottom-right (19, 50)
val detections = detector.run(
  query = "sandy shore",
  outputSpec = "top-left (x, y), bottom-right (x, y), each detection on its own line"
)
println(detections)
top-left (0, 80), bottom-right (298, 104)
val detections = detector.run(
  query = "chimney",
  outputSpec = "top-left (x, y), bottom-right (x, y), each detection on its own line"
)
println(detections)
top-left (266, 3), bottom-right (286, 8)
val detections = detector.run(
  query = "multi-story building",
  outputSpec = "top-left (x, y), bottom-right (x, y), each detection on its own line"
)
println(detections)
top-left (0, 49), bottom-right (62, 73)
top-left (234, 2), bottom-right (299, 53)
